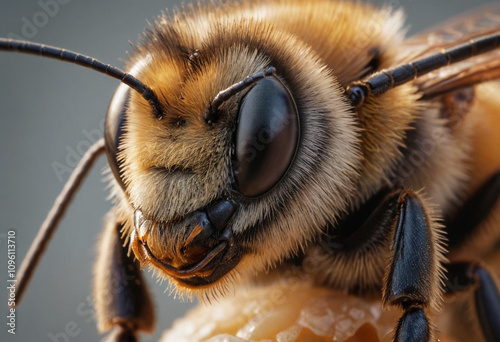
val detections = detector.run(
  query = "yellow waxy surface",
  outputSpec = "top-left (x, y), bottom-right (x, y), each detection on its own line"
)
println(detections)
top-left (161, 284), bottom-right (401, 342)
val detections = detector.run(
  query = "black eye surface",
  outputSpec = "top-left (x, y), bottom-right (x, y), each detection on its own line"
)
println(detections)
top-left (104, 83), bottom-right (130, 193)
top-left (234, 77), bottom-right (299, 198)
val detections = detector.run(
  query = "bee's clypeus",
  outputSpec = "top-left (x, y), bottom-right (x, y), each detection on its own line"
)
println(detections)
top-left (3, 1), bottom-right (500, 341)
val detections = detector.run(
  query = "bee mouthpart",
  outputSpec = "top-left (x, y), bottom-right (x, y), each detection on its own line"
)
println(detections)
top-left (130, 200), bottom-right (239, 283)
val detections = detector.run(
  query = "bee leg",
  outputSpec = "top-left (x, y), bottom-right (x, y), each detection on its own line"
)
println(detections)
top-left (446, 170), bottom-right (500, 249)
top-left (444, 262), bottom-right (500, 342)
top-left (94, 214), bottom-right (155, 342)
top-left (393, 306), bottom-right (430, 342)
top-left (382, 190), bottom-right (443, 342)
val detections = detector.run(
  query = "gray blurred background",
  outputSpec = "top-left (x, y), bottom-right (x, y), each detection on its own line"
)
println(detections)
top-left (0, 0), bottom-right (494, 341)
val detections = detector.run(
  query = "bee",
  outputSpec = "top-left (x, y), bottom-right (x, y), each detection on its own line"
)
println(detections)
top-left (2, 0), bottom-right (500, 341)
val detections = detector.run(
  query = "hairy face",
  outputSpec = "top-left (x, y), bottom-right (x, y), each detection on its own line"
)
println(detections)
top-left (108, 4), bottom-right (364, 296)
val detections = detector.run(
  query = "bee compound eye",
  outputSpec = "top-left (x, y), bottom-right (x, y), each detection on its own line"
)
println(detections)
top-left (104, 83), bottom-right (130, 192)
top-left (234, 77), bottom-right (299, 198)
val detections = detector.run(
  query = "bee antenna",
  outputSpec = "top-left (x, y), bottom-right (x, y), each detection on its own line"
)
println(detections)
top-left (204, 67), bottom-right (276, 123)
top-left (15, 139), bottom-right (106, 305)
top-left (346, 32), bottom-right (500, 108)
top-left (0, 38), bottom-right (164, 119)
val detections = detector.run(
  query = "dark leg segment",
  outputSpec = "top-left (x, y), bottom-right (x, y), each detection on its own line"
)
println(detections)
top-left (441, 170), bottom-right (500, 341)
top-left (444, 262), bottom-right (500, 342)
top-left (94, 215), bottom-right (155, 342)
top-left (475, 266), bottom-right (500, 342)
top-left (324, 188), bottom-right (443, 341)
top-left (394, 307), bottom-right (430, 342)
top-left (446, 170), bottom-right (500, 249)
top-left (102, 326), bottom-right (139, 342)
top-left (382, 190), bottom-right (442, 342)
top-left (383, 192), bottom-right (437, 308)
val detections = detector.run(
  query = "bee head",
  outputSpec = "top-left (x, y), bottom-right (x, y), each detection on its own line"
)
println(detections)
top-left (104, 18), bottom-right (362, 294)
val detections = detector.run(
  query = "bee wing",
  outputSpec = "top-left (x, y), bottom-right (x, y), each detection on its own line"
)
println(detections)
top-left (415, 50), bottom-right (500, 99)
top-left (400, 4), bottom-right (500, 61)
top-left (396, 4), bottom-right (500, 98)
